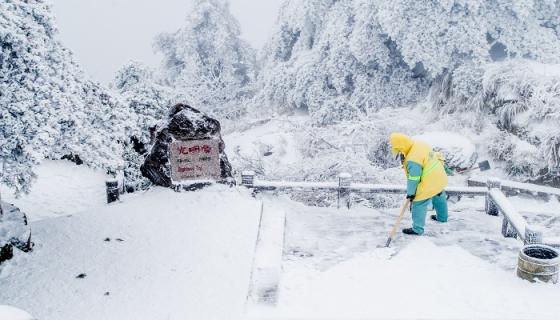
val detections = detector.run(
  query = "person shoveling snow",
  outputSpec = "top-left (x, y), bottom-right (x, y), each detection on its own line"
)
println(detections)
top-left (389, 133), bottom-right (449, 236)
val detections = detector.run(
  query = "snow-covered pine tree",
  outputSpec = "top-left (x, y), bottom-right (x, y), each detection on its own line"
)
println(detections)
top-left (256, 0), bottom-right (560, 125)
top-left (113, 61), bottom-right (174, 191)
top-left (154, 0), bottom-right (256, 120)
top-left (1, 0), bottom-right (126, 195)
top-left (1, 0), bottom-right (67, 194)
top-left (381, 0), bottom-right (560, 111)
top-left (254, 0), bottom-right (429, 124)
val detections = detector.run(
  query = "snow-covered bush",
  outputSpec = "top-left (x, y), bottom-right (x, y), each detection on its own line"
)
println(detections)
top-left (113, 61), bottom-right (174, 191)
top-left (113, 61), bottom-right (173, 145)
top-left (154, 0), bottom-right (256, 120)
top-left (488, 132), bottom-right (546, 180)
top-left (1, 0), bottom-right (125, 195)
top-left (49, 79), bottom-right (129, 174)
top-left (226, 113), bottom-right (420, 207)
top-left (415, 132), bottom-right (478, 171)
top-left (433, 60), bottom-right (560, 181)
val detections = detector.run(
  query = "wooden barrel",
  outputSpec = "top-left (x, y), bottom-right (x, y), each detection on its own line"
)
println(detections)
top-left (517, 244), bottom-right (560, 284)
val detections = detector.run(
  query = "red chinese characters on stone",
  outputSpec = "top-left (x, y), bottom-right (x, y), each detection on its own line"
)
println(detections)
top-left (177, 166), bottom-right (203, 173)
top-left (177, 144), bottom-right (213, 155)
top-left (170, 139), bottom-right (220, 181)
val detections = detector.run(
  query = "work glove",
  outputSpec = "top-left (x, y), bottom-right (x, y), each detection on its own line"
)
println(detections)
top-left (406, 194), bottom-right (415, 201)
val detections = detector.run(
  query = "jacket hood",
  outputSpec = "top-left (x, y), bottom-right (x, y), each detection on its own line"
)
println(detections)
top-left (389, 132), bottom-right (413, 156)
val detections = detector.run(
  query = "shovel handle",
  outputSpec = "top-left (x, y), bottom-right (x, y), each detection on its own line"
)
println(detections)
top-left (385, 199), bottom-right (411, 247)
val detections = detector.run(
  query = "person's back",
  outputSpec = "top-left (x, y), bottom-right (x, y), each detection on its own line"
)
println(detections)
top-left (389, 132), bottom-right (449, 235)
top-left (406, 139), bottom-right (448, 201)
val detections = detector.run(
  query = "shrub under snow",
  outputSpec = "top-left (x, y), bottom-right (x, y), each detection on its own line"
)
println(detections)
top-left (431, 60), bottom-right (560, 183)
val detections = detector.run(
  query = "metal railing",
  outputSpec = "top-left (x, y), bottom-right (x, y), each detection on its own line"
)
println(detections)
top-left (241, 172), bottom-right (558, 247)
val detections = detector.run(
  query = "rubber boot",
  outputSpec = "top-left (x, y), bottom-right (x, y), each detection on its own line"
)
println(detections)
top-left (402, 228), bottom-right (421, 235)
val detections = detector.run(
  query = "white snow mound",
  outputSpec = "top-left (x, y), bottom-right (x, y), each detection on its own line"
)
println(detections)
top-left (3, 160), bottom-right (111, 221)
top-left (0, 306), bottom-right (34, 320)
top-left (415, 131), bottom-right (478, 169)
top-left (275, 238), bottom-right (560, 319)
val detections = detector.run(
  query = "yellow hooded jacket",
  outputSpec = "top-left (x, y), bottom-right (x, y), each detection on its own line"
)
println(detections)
top-left (390, 133), bottom-right (448, 201)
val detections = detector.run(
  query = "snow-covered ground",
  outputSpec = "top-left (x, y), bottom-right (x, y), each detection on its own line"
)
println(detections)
top-left (224, 117), bottom-right (305, 178)
top-left (1, 161), bottom-right (559, 319)
top-left (2, 160), bottom-right (110, 221)
top-left (262, 195), bottom-right (560, 319)
top-left (0, 164), bottom-right (262, 319)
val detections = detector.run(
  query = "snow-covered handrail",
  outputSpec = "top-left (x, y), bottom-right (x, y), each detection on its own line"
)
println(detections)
top-left (488, 188), bottom-right (529, 241)
top-left (245, 176), bottom-right (487, 197)
top-left (241, 173), bottom-right (558, 247)
top-left (469, 176), bottom-right (560, 198)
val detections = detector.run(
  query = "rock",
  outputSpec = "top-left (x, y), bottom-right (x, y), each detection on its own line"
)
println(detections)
top-left (0, 244), bottom-right (13, 265)
top-left (141, 104), bottom-right (234, 188)
top-left (0, 202), bottom-right (33, 265)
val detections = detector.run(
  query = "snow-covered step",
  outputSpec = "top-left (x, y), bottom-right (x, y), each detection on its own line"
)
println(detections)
top-left (246, 202), bottom-right (286, 308)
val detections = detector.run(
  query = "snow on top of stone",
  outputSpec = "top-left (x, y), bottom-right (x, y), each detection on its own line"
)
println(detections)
top-left (177, 107), bottom-right (208, 130)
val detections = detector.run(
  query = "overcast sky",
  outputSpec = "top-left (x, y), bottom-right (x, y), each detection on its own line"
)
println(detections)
top-left (52, 0), bottom-right (283, 85)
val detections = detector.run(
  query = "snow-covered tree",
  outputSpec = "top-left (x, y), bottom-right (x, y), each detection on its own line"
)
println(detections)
top-left (1, 0), bottom-right (126, 195)
top-left (255, 0), bottom-right (560, 125)
top-left (113, 61), bottom-right (174, 191)
top-left (154, 0), bottom-right (256, 119)
top-left (254, 0), bottom-right (429, 124)
top-left (1, 0), bottom-right (64, 194)
top-left (375, 1), bottom-right (559, 77)
top-left (114, 61), bottom-right (173, 146)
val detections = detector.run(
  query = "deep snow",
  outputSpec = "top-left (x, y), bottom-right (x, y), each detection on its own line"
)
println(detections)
top-left (0, 184), bottom-right (262, 320)
top-left (266, 194), bottom-right (560, 319)
top-left (2, 160), bottom-right (110, 221)
top-left (1, 161), bottom-right (559, 319)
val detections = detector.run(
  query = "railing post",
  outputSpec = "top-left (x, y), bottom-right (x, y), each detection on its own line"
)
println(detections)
top-left (0, 188), bottom-right (3, 218)
top-left (338, 173), bottom-right (352, 209)
top-left (501, 217), bottom-right (518, 238)
top-left (117, 165), bottom-right (125, 194)
top-left (524, 226), bottom-right (543, 245)
top-left (485, 178), bottom-right (501, 216)
top-left (241, 171), bottom-right (255, 188)
top-left (106, 179), bottom-right (120, 204)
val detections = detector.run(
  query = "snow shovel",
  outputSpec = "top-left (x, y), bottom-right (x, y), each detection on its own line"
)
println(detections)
top-left (457, 160), bottom-right (491, 174)
top-left (385, 199), bottom-right (411, 248)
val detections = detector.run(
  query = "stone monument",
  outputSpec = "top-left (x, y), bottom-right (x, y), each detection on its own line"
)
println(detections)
top-left (141, 104), bottom-right (234, 189)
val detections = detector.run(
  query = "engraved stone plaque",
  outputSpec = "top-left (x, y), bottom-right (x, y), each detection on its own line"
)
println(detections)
top-left (170, 139), bottom-right (220, 182)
